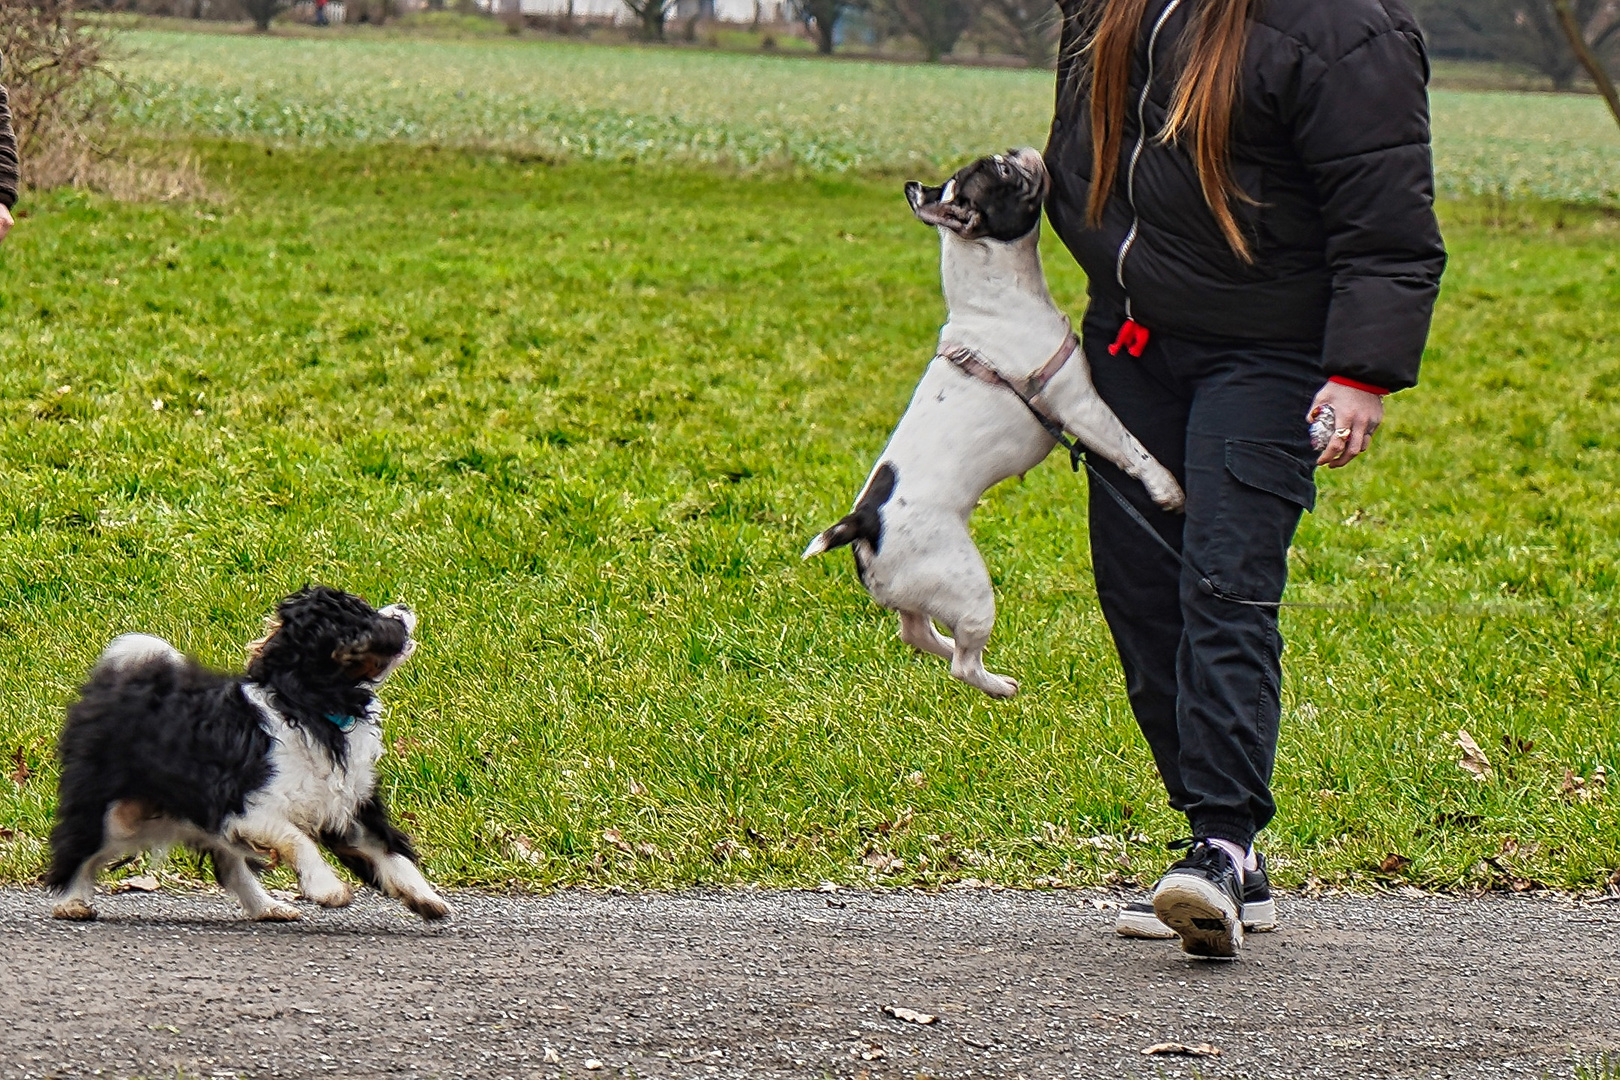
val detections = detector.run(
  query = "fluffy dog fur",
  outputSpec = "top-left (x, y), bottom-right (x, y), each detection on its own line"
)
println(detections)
top-left (804, 148), bottom-right (1183, 698)
top-left (44, 586), bottom-right (451, 923)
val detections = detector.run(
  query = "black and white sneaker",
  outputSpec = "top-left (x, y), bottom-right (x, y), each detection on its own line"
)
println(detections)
top-left (1151, 839), bottom-right (1245, 959)
top-left (1115, 851), bottom-right (1277, 938)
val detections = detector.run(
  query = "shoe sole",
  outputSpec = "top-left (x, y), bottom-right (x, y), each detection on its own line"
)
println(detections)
top-left (1153, 877), bottom-right (1244, 959)
top-left (1115, 897), bottom-right (1278, 939)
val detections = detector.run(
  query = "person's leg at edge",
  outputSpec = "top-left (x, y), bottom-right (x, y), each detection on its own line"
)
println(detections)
top-left (1081, 316), bottom-right (1198, 942)
top-left (1151, 338), bottom-right (1322, 958)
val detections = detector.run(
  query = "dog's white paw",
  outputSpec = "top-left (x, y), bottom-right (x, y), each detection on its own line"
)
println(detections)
top-left (1150, 476), bottom-right (1186, 513)
top-left (302, 882), bottom-right (354, 909)
top-left (981, 674), bottom-right (1020, 699)
top-left (52, 898), bottom-right (98, 921)
top-left (254, 902), bottom-right (303, 922)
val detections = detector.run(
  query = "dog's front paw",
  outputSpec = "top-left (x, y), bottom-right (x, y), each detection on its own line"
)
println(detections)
top-left (1149, 475), bottom-right (1186, 513)
top-left (302, 882), bottom-right (354, 909)
top-left (403, 891), bottom-right (454, 921)
top-left (254, 902), bottom-right (303, 922)
top-left (52, 898), bottom-right (98, 921)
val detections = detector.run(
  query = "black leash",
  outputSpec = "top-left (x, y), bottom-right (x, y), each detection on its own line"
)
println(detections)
top-left (943, 342), bottom-right (1620, 618)
top-left (972, 353), bottom-right (1340, 611)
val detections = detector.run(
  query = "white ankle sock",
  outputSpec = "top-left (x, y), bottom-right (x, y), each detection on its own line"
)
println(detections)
top-left (1207, 838), bottom-right (1247, 883)
top-left (1244, 846), bottom-right (1260, 873)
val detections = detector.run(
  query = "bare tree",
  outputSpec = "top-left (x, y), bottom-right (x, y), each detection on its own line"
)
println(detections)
top-left (793, 0), bottom-right (853, 53)
top-left (1552, 0), bottom-right (1620, 126)
top-left (1419, 0), bottom-right (1620, 90)
top-left (977, 0), bottom-right (1056, 66)
top-left (871, 0), bottom-right (975, 60)
top-left (623, 0), bottom-right (677, 39)
top-left (0, 0), bottom-right (107, 184)
top-left (241, 0), bottom-right (286, 30)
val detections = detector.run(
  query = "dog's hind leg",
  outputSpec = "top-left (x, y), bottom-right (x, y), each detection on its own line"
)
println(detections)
top-left (45, 799), bottom-right (138, 920)
top-left (949, 614), bottom-right (1019, 700)
top-left (898, 611), bottom-right (955, 661)
top-left (904, 537), bottom-right (1018, 699)
top-left (211, 846), bottom-right (301, 921)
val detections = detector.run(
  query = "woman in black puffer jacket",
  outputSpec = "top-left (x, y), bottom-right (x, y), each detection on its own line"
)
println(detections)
top-left (0, 55), bottom-right (18, 241)
top-left (1043, 0), bottom-right (1445, 958)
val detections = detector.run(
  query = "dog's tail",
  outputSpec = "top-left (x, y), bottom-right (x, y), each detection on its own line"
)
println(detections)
top-left (802, 462), bottom-right (897, 559)
top-left (91, 634), bottom-right (183, 677)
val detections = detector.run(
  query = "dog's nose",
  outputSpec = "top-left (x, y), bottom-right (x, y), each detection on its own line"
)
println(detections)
top-left (379, 603), bottom-right (416, 634)
top-left (1009, 147), bottom-right (1047, 177)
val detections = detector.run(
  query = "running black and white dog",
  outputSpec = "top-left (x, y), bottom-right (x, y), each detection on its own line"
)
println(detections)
top-left (45, 586), bottom-right (452, 923)
top-left (804, 148), bottom-right (1183, 699)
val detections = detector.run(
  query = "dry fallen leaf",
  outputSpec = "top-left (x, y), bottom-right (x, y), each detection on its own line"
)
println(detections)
top-left (859, 1042), bottom-right (887, 1061)
top-left (1456, 729), bottom-right (1492, 781)
top-left (582, 1059), bottom-right (603, 1071)
top-left (542, 1046), bottom-right (561, 1065)
top-left (1560, 766), bottom-right (1607, 803)
top-left (9, 747), bottom-right (30, 787)
top-left (1142, 1042), bottom-right (1222, 1058)
top-left (1378, 853), bottom-right (1412, 875)
top-left (601, 828), bottom-right (633, 854)
top-left (861, 849), bottom-right (904, 874)
top-left (116, 875), bottom-right (161, 893)
top-left (506, 834), bottom-right (546, 866)
top-left (882, 1004), bottom-right (937, 1025)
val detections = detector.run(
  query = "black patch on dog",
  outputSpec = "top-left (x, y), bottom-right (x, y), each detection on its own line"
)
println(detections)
top-left (906, 149), bottom-right (1049, 242)
top-left (45, 657), bottom-right (276, 890)
top-left (810, 461), bottom-right (898, 573)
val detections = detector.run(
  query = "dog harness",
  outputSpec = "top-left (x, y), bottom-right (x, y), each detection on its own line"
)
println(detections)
top-left (938, 322), bottom-right (1082, 468)
top-left (936, 324), bottom-right (1320, 612)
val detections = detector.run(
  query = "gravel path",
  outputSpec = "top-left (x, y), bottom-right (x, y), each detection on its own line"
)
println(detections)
top-left (3, 885), bottom-right (1617, 1079)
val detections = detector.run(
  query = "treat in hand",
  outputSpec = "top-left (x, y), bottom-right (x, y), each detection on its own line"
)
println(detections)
top-left (1308, 402), bottom-right (1336, 453)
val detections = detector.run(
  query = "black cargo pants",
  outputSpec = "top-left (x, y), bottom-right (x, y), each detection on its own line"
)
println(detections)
top-left (1081, 307), bottom-right (1323, 850)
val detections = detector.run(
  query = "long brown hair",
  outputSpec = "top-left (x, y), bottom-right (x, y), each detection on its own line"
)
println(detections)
top-left (1086, 0), bottom-right (1256, 261)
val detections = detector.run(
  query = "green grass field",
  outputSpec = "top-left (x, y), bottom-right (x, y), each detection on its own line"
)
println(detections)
top-left (0, 31), bottom-right (1617, 896)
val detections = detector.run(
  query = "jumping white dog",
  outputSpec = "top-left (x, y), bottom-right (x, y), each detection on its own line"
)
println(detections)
top-left (804, 148), bottom-right (1183, 698)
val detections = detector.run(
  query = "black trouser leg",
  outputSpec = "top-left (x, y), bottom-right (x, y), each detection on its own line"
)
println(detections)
top-left (1083, 313), bottom-right (1321, 850)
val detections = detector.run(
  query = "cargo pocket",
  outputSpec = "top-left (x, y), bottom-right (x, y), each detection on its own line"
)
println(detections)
top-left (1203, 439), bottom-right (1315, 601)
top-left (1226, 440), bottom-right (1315, 513)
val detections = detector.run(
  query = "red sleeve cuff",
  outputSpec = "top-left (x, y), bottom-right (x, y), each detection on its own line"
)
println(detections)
top-left (1328, 375), bottom-right (1391, 396)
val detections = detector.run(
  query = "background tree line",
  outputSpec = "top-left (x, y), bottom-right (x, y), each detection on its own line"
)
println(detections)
top-left (790, 0), bottom-right (1619, 88)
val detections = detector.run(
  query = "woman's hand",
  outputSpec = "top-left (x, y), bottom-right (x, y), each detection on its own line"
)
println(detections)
top-left (1310, 381), bottom-right (1384, 468)
top-left (0, 204), bottom-right (13, 243)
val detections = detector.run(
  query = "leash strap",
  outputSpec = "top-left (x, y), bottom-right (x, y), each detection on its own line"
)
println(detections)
top-left (939, 338), bottom-right (1331, 612)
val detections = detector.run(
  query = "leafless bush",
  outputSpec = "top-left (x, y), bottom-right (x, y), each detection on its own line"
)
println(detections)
top-left (0, 0), bottom-right (112, 189)
top-left (0, 0), bottom-right (205, 198)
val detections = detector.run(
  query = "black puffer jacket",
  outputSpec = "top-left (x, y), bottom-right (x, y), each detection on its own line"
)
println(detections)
top-left (0, 53), bottom-right (18, 209)
top-left (1045, 0), bottom-right (1446, 392)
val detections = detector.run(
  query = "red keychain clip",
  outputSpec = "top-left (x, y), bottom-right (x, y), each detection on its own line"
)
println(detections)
top-left (1108, 318), bottom-right (1151, 358)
